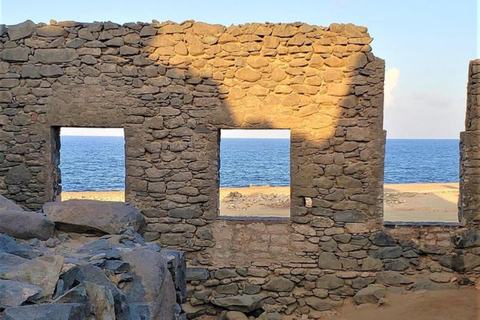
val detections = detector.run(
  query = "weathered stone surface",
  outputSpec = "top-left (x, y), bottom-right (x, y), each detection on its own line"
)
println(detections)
top-left (0, 194), bottom-right (24, 212)
top-left (235, 68), bottom-right (261, 82)
top-left (1, 47), bottom-right (30, 62)
top-left (36, 26), bottom-right (66, 37)
top-left (375, 271), bottom-right (413, 286)
top-left (2, 303), bottom-right (89, 320)
top-left (439, 253), bottom-right (480, 272)
top-left (353, 284), bottom-right (386, 305)
top-left (121, 248), bottom-right (177, 319)
top-left (7, 20), bottom-right (36, 40)
top-left (43, 200), bottom-right (146, 235)
top-left (34, 49), bottom-right (79, 64)
top-left (0, 210), bottom-right (55, 240)
top-left (0, 234), bottom-right (42, 259)
top-left (0, 255), bottom-right (64, 298)
top-left (315, 274), bottom-right (344, 289)
top-left (186, 268), bottom-right (209, 281)
top-left (370, 232), bottom-right (396, 246)
top-left (225, 311), bottom-right (249, 320)
top-left (264, 277), bottom-right (294, 292)
top-left (453, 230), bottom-right (480, 248)
top-left (304, 297), bottom-right (343, 311)
top-left (318, 252), bottom-right (342, 269)
top-left (212, 294), bottom-right (267, 312)
top-left (0, 280), bottom-right (42, 308)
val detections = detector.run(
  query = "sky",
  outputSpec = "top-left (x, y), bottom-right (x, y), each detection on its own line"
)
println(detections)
top-left (1, 0), bottom-right (478, 139)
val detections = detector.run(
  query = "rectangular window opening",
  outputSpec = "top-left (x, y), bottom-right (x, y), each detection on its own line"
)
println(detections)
top-left (383, 139), bottom-right (460, 226)
top-left (219, 129), bottom-right (291, 219)
top-left (58, 127), bottom-right (125, 202)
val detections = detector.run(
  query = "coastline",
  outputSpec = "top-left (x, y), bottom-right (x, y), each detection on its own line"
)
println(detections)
top-left (61, 182), bottom-right (459, 221)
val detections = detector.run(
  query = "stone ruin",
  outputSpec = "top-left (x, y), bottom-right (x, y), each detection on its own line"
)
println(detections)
top-left (0, 19), bottom-right (478, 319)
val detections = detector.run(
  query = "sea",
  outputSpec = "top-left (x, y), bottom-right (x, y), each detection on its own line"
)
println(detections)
top-left (59, 137), bottom-right (460, 192)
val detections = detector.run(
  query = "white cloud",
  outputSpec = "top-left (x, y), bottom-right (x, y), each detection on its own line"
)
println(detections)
top-left (384, 68), bottom-right (400, 108)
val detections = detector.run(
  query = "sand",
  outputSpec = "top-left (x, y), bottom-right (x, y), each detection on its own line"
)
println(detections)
top-left (61, 182), bottom-right (460, 222)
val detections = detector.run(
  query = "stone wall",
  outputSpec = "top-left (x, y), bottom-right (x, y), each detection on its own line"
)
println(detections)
top-left (0, 20), bottom-right (479, 319)
top-left (460, 59), bottom-right (480, 226)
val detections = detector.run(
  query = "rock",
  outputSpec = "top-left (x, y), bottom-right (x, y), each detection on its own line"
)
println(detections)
top-left (225, 311), bottom-right (249, 320)
top-left (0, 194), bottom-right (24, 212)
top-left (36, 26), bottom-right (66, 37)
top-left (429, 273), bottom-right (453, 283)
top-left (0, 233), bottom-right (43, 259)
top-left (0, 253), bottom-right (28, 271)
top-left (34, 49), bottom-right (79, 64)
top-left (0, 210), bottom-right (55, 240)
top-left (7, 20), bottom-right (36, 40)
top-left (39, 65), bottom-right (64, 77)
top-left (0, 255), bottom-right (64, 298)
top-left (353, 284), bottom-right (386, 305)
top-left (43, 200), bottom-right (146, 235)
top-left (235, 68), bottom-right (262, 82)
top-left (368, 246), bottom-right (402, 259)
top-left (264, 277), bottom-right (294, 292)
top-left (59, 264), bottom-right (133, 319)
top-left (212, 294), bottom-right (267, 312)
top-left (121, 248), bottom-right (177, 319)
top-left (56, 282), bottom-right (116, 320)
top-left (304, 297), bottom-right (343, 311)
top-left (411, 278), bottom-right (458, 291)
top-left (186, 267), bottom-right (209, 281)
top-left (453, 230), bottom-right (480, 249)
top-left (315, 274), bottom-right (344, 289)
top-left (5, 164), bottom-right (32, 185)
top-left (160, 250), bottom-right (186, 302)
top-left (361, 256), bottom-right (383, 271)
top-left (370, 232), bottom-right (396, 246)
top-left (318, 252), bottom-right (342, 269)
top-left (375, 271), bottom-right (413, 286)
top-left (439, 254), bottom-right (480, 272)
top-left (2, 303), bottom-right (89, 320)
top-left (0, 280), bottom-right (42, 308)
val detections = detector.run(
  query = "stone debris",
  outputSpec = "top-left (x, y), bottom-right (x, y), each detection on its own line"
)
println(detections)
top-left (0, 197), bottom-right (185, 320)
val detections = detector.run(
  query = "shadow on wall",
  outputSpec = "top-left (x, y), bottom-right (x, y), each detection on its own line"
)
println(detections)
top-left (0, 20), bottom-right (384, 245)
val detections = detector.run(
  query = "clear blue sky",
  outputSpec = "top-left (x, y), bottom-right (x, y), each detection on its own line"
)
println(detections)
top-left (1, 0), bottom-right (478, 138)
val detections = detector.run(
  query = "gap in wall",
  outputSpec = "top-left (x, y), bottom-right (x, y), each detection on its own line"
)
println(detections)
top-left (219, 129), bottom-right (291, 218)
top-left (383, 138), bottom-right (460, 224)
top-left (59, 127), bottom-right (125, 202)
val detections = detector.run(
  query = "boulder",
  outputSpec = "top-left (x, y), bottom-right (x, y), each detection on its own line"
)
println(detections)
top-left (0, 194), bottom-right (24, 212)
top-left (2, 303), bottom-right (89, 320)
top-left (43, 200), bottom-right (146, 235)
top-left (121, 248), bottom-right (177, 319)
top-left (0, 210), bottom-right (55, 240)
top-left (353, 284), bottom-right (386, 304)
top-left (0, 255), bottom-right (64, 298)
top-left (315, 274), bottom-right (344, 289)
top-left (160, 250), bottom-right (187, 303)
top-left (0, 280), bottom-right (42, 308)
top-left (212, 294), bottom-right (267, 312)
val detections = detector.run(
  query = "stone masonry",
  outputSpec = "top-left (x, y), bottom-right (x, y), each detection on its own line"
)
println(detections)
top-left (0, 19), bottom-right (479, 319)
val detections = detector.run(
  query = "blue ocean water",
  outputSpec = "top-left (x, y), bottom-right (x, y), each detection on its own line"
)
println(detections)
top-left (384, 139), bottom-right (459, 184)
top-left (60, 136), bottom-right (125, 192)
top-left (59, 137), bottom-right (460, 191)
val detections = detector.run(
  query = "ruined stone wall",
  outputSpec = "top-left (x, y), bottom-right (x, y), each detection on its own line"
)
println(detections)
top-left (1, 20), bottom-right (479, 319)
top-left (460, 59), bottom-right (480, 226)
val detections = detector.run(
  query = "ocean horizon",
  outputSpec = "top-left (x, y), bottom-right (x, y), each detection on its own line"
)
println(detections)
top-left (59, 137), bottom-right (460, 192)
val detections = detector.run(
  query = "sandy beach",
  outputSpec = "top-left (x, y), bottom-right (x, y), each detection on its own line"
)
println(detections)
top-left (61, 182), bottom-right (460, 222)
